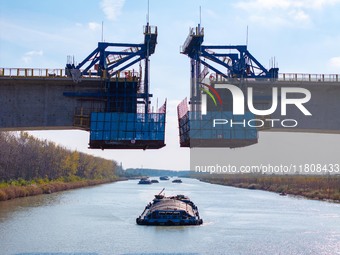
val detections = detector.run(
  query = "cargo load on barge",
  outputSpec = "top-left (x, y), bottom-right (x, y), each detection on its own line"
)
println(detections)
top-left (136, 189), bottom-right (203, 226)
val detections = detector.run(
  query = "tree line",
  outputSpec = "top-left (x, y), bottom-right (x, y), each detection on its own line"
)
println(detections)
top-left (0, 132), bottom-right (118, 182)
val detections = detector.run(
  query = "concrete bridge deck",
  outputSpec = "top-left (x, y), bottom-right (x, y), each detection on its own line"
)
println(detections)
top-left (0, 68), bottom-right (339, 134)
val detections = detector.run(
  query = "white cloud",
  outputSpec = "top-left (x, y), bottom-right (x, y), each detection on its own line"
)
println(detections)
top-left (100, 0), bottom-right (125, 22)
top-left (88, 22), bottom-right (101, 31)
top-left (235, 0), bottom-right (340, 11)
top-left (22, 50), bottom-right (43, 63)
top-left (0, 20), bottom-right (75, 49)
top-left (309, 0), bottom-right (340, 9)
top-left (234, 0), bottom-right (340, 27)
top-left (234, 0), bottom-right (292, 11)
top-left (329, 57), bottom-right (340, 70)
top-left (249, 14), bottom-right (289, 27)
top-left (25, 50), bottom-right (43, 56)
top-left (289, 9), bottom-right (310, 23)
top-left (205, 9), bottom-right (219, 19)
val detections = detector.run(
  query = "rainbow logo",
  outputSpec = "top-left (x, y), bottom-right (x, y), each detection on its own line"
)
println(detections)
top-left (200, 82), bottom-right (223, 111)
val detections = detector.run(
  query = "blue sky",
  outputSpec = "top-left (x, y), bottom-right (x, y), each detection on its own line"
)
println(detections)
top-left (1, 0), bottom-right (340, 170)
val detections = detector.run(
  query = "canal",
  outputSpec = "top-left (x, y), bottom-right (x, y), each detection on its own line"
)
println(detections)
top-left (0, 178), bottom-right (339, 255)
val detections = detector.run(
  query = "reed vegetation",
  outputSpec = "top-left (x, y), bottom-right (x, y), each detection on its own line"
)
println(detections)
top-left (197, 174), bottom-right (340, 202)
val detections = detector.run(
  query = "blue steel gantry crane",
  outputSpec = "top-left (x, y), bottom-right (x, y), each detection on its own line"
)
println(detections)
top-left (64, 23), bottom-right (166, 150)
top-left (178, 24), bottom-right (279, 148)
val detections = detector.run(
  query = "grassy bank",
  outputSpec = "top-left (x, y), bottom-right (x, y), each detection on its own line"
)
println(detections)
top-left (197, 174), bottom-right (340, 203)
top-left (0, 177), bottom-right (126, 201)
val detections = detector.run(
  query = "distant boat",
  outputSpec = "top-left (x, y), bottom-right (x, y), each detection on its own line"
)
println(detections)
top-left (279, 192), bottom-right (287, 196)
top-left (159, 176), bottom-right (170, 181)
top-left (138, 178), bottom-right (152, 184)
top-left (151, 179), bottom-right (159, 183)
top-left (136, 189), bottom-right (203, 226)
top-left (172, 179), bottom-right (182, 183)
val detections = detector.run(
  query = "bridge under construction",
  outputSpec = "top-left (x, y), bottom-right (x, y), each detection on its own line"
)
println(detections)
top-left (177, 24), bottom-right (340, 148)
top-left (0, 23), bottom-right (166, 150)
top-left (0, 23), bottom-right (339, 150)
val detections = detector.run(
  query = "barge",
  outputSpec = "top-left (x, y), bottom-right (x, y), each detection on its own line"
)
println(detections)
top-left (136, 189), bottom-right (203, 226)
top-left (172, 179), bottom-right (182, 183)
top-left (138, 178), bottom-right (152, 184)
top-left (159, 176), bottom-right (170, 180)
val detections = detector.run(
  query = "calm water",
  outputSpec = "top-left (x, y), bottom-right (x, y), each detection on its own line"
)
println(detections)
top-left (0, 178), bottom-right (339, 255)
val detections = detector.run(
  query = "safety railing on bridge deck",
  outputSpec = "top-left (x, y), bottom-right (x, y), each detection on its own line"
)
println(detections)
top-left (0, 68), bottom-right (66, 78)
top-left (204, 73), bottom-right (340, 84)
top-left (1, 68), bottom-right (339, 83)
top-left (0, 68), bottom-right (140, 80)
top-left (278, 73), bottom-right (339, 83)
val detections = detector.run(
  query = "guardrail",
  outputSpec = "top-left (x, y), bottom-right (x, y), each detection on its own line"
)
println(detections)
top-left (0, 68), bottom-right (339, 83)
top-left (0, 68), bottom-right (66, 77)
top-left (208, 73), bottom-right (340, 83)
top-left (278, 73), bottom-right (339, 82)
top-left (0, 68), bottom-right (140, 80)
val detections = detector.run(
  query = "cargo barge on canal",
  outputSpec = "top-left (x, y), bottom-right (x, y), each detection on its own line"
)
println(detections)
top-left (136, 189), bottom-right (203, 226)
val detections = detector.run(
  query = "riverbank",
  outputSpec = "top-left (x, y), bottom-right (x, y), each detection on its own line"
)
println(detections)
top-left (0, 177), bottom-right (127, 201)
top-left (197, 174), bottom-right (340, 203)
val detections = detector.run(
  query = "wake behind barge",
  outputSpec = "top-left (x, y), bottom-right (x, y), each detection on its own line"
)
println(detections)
top-left (136, 189), bottom-right (203, 226)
